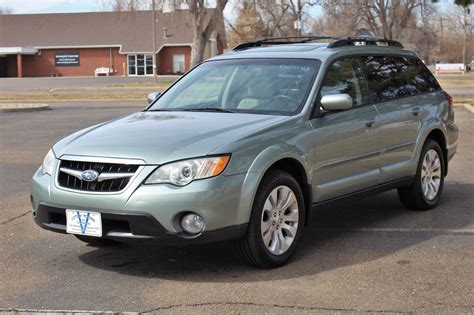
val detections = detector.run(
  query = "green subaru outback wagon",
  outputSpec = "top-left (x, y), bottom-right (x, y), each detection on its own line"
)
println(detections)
top-left (32, 36), bottom-right (458, 268)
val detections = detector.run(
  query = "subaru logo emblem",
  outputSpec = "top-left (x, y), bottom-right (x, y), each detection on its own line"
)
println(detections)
top-left (81, 169), bottom-right (99, 182)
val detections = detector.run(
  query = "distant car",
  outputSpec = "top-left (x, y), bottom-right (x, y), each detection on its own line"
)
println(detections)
top-left (32, 36), bottom-right (458, 268)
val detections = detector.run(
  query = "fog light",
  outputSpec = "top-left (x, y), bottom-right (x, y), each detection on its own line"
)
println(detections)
top-left (181, 213), bottom-right (204, 234)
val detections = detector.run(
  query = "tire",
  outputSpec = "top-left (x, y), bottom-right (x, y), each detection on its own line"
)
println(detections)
top-left (74, 234), bottom-right (119, 247)
top-left (233, 170), bottom-right (305, 268)
top-left (398, 139), bottom-right (445, 211)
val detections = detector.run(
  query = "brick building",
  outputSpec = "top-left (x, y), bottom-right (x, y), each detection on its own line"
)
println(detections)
top-left (0, 9), bottom-right (226, 78)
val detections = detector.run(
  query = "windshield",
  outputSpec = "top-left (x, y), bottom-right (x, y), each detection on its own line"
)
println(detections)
top-left (148, 58), bottom-right (321, 115)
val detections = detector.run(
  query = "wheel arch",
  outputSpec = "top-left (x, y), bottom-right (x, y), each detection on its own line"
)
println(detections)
top-left (243, 148), bottom-right (313, 227)
top-left (265, 158), bottom-right (312, 226)
top-left (425, 129), bottom-right (448, 176)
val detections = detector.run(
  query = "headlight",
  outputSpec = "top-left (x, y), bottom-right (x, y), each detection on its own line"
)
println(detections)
top-left (42, 149), bottom-right (56, 175)
top-left (145, 155), bottom-right (230, 186)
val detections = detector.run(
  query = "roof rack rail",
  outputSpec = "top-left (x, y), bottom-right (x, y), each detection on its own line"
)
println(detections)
top-left (232, 36), bottom-right (344, 51)
top-left (232, 35), bottom-right (403, 51)
top-left (327, 36), bottom-right (403, 48)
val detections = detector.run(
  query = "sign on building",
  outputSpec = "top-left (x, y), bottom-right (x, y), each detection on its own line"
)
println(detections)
top-left (55, 51), bottom-right (80, 67)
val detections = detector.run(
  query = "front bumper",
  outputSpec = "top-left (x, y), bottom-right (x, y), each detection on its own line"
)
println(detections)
top-left (34, 203), bottom-right (246, 244)
top-left (31, 163), bottom-right (255, 243)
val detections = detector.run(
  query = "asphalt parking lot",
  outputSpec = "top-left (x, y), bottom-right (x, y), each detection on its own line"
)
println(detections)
top-left (0, 101), bottom-right (473, 314)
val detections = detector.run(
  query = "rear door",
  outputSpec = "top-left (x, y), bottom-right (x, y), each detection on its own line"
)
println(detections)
top-left (311, 57), bottom-right (380, 202)
top-left (362, 55), bottom-right (439, 183)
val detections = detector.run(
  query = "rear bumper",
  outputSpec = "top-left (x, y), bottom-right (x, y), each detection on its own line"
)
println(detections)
top-left (34, 203), bottom-right (247, 245)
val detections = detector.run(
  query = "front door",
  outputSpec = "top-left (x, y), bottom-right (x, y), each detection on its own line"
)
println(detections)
top-left (311, 57), bottom-right (380, 202)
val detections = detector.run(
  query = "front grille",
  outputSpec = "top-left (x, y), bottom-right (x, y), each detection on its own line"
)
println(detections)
top-left (57, 160), bottom-right (139, 192)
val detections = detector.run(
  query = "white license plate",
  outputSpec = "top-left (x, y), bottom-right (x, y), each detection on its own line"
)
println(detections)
top-left (66, 209), bottom-right (102, 237)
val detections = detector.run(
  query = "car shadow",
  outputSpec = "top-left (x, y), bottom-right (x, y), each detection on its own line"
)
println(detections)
top-left (78, 182), bottom-right (473, 282)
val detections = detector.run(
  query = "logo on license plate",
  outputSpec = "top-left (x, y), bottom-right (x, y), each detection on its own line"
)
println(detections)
top-left (74, 211), bottom-right (91, 234)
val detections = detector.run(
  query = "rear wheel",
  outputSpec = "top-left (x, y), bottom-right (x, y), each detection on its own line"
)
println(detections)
top-left (233, 170), bottom-right (305, 268)
top-left (74, 234), bottom-right (119, 247)
top-left (398, 139), bottom-right (445, 210)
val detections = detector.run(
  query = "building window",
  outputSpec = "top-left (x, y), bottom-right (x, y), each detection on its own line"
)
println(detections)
top-left (128, 55), bottom-right (136, 75)
top-left (128, 54), bottom-right (153, 76)
top-left (172, 54), bottom-right (185, 74)
top-left (146, 54), bottom-right (153, 75)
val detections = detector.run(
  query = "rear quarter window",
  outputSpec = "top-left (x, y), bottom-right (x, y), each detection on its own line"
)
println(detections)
top-left (363, 56), bottom-right (440, 103)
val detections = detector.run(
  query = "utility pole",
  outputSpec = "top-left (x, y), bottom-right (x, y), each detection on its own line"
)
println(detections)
top-left (297, 0), bottom-right (303, 36)
top-left (467, 8), bottom-right (474, 71)
top-left (464, 7), bottom-right (472, 70)
top-left (152, 0), bottom-right (158, 83)
top-left (463, 7), bottom-right (467, 69)
top-left (293, 0), bottom-right (307, 36)
top-left (294, 1), bottom-right (322, 36)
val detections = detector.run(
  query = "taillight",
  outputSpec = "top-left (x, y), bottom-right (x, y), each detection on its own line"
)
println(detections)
top-left (443, 91), bottom-right (453, 107)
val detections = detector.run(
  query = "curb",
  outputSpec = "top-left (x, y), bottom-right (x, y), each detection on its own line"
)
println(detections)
top-left (463, 103), bottom-right (474, 113)
top-left (0, 103), bottom-right (50, 113)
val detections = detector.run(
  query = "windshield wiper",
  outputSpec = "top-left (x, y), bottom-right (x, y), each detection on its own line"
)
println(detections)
top-left (182, 108), bottom-right (234, 113)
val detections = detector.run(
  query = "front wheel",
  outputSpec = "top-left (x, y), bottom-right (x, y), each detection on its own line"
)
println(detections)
top-left (398, 139), bottom-right (445, 211)
top-left (233, 170), bottom-right (305, 268)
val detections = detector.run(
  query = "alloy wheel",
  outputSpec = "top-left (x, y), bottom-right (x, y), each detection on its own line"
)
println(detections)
top-left (260, 185), bottom-right (299, 255)
top-left (421, 149), bottom-right (442, 201)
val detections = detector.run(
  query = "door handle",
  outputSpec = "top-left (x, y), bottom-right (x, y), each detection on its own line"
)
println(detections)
top-left (412, 107), bottom-right (421, 116)
top-left (366, 121), bottom-right (375, 128)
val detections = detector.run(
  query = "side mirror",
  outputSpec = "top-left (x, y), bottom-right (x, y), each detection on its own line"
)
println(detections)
top-left (147, 92), bottom-right (161, 104)
top-left (320, 94), bottom-right (353, 111)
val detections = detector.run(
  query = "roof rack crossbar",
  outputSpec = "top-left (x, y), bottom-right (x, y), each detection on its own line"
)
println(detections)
top-left (327, 36), bottom-right (403, 48)
top-left (232, 36), bottom-right (344, 51)
top-left (232, 35), bottom-right (403, 51)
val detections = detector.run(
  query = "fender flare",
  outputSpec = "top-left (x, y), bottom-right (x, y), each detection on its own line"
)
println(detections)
top-left (237, 144), bottom-right (313, 224)
top-left (412, 118), bottom-right (448, 173)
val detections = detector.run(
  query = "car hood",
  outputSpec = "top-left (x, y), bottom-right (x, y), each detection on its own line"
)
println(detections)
top-left (54, 111), bottom-right (286, 164)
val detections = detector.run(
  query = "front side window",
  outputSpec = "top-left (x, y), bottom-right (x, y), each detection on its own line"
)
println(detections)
top-left (320, 58), bottom-right (368, 106)
top-left (363, 56), bottom-right (440, 103)
top-left (149, 59), bottom-right (321, 115)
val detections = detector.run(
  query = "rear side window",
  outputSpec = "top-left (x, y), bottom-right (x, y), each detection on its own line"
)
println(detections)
top-left (320, 58), bottom-right (368, 106)
top-left (363, 56), bottom-right (440, 103)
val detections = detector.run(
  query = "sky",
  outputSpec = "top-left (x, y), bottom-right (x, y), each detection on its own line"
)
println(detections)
top-left (0, 0), bottom-right (100, 14)
top-left (0, 0), bottom-right (458, 19)
top-left (0, 0), bottom-right (323, 18)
